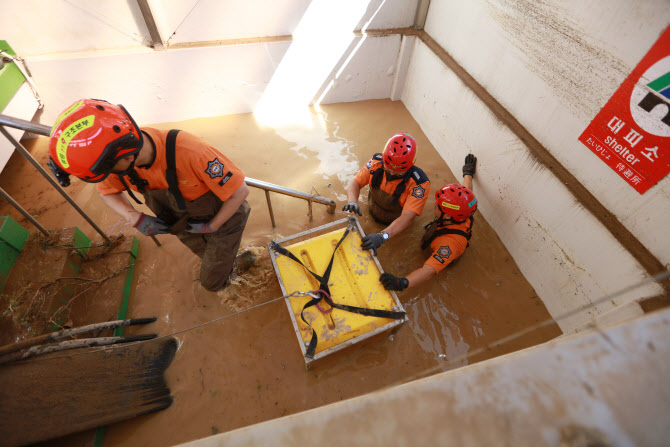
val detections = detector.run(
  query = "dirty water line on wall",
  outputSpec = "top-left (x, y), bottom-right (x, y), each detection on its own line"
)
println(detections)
top-left (18, 269), bottom-right (670, 373)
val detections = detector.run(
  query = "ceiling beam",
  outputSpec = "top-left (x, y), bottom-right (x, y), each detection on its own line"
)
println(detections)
top-left (137, 0), bottom-right (165, 50)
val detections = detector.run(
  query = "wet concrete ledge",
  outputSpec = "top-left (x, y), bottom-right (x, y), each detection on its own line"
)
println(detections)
top-left (178, 308), bottom-right (670, 447)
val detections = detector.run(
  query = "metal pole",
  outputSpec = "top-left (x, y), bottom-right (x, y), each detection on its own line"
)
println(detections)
top-left (308, 199), bottom-right (313, 222)
top-left (0, 113), bottom-right (51, 136)
top-left (0, 186), bottom-right (50, 236)
top-left (413, 0), bottom-right (431, 30)
top-left (264, 190), bottom-right (276, 228)
top-left (245, 177), bottom-right (336, 212)
top-left (0, 126), bottom-right (112, 243)
top-left (137, 0), bottom-right (165, 50)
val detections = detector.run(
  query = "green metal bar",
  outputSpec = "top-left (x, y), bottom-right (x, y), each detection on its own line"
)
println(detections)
top-left (93, 426), bottom-right (106, 447)
top-left (96, 236), bottom-right (139, 445)
top-left (114, 236), bottom-right (139, 337)
top-left (0, 40), bottom-right (25, 111)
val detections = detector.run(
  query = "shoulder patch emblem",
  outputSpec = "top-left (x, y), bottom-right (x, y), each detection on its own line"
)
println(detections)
top-left (412, 185), bottom-right (426, 199)
top-left (366, 159), bottom-right (373, 169)
top-left (437, 246), bottom-right (452, 259)
top-left (432, 245), bottom-right (452, 264)
top-left (205, 158), bottom-right (225, 178)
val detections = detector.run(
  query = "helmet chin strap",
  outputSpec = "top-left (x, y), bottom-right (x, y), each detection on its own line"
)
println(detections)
top-left (116, 155), bottom-right (149, 205)
top-left (385, 172), bottom-right (405, 181)
top-left (436, 210), bottom-right (453, 226)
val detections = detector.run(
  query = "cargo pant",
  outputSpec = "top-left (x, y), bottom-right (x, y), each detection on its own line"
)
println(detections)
top-left (143, 189), bottom-right (251, 291)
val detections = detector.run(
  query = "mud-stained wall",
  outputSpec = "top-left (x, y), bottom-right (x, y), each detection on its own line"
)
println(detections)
top-left (425, 0), bottom-right (670, 265)
top-left (401, 0), bottom-right (668, 332)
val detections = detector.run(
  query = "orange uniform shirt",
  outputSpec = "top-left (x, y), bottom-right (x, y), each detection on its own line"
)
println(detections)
top-left (97, 128), bottom-right (244, 202)
top-left (354, 158), bottom-right (430, 216)
top-left (424, 218), bottom-right (472, 273)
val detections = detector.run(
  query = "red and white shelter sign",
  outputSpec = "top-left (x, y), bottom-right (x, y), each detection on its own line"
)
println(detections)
top-left (579, 26), bottom-right (670, 194)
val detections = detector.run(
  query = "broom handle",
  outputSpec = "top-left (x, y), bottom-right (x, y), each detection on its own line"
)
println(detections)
top-left (0, 317), bottom-right (157, 357)
top-left (0, 334), bottom-right (158, 365)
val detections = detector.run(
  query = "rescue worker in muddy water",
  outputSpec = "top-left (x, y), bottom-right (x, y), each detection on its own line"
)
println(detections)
top-left (376, 154), bottom-right (478, 292)
top-left (46, 98), bottom-right (254, 293)
top-left (342, 133), bottom-right (431, 253)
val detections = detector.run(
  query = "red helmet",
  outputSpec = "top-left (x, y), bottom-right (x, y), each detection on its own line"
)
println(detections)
top-left (435, 184), bottom-right (477, 221)
top-left (382, 133), bottom-right (416, 172)
top-left (49, 99), bottom-right (143, 183)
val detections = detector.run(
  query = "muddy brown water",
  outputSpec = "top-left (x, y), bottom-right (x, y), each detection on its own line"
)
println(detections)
top-left (0, 99), bottom-right (561, 446)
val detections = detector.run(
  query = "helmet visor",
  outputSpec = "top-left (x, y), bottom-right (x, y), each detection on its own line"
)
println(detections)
top-left (86, 133), bottom-right (142, 182)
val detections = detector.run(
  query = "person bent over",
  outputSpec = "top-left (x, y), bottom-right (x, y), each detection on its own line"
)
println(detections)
top-left (343, 133), bottom-right (430, 253)
top-left (47, 98), bottom-right (251, 292)
top-left (379, 154), bottom-right (478, 291)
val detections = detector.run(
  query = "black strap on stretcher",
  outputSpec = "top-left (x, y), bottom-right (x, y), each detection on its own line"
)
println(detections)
top-left (270, 224), bottom-right (406, 358)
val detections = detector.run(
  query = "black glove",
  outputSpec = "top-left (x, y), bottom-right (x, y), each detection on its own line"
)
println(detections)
top-left (380, 273), bottom-right (409, 291)
top-left (361, 233), bottom-right (386, 253)
top-left (47, 157), bottom-right (71, 187)
top-left (342, 201), bottom-right (362, 216)
top-left (133, 213), bottom-right (170, 236)
top-left (462, 153), bottom-right (477, 177)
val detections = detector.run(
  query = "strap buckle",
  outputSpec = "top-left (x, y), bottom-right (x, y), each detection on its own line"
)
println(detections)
top-left (308, 290), bottom-right (334, 314)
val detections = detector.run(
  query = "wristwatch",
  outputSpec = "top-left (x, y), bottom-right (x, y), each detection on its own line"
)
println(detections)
top-left (380, 231), bottom-right (390, 241)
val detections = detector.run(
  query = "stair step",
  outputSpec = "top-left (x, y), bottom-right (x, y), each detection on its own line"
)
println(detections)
top-left (0, 226), bottom-right (90, 344)
top-left (69, 235), bottom-right (139, 335)
top-left (1, 228), bottom-right (141, 348)
top-left (0, 215), bottom-right (30, 292)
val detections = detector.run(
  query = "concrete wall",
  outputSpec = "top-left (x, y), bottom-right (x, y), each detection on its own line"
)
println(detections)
top-left (0, 0), bottom-right (414, 176)
top-left (151, 0), bottom-right (417, 45)
top-left (0, 0), bottom-right (416, 125)
top-left (178, 308), bottom-right (670, 447)
top-left (0, 0), bottom-right (153, 56)
top-left (401, 0), bottom-right (669, 332)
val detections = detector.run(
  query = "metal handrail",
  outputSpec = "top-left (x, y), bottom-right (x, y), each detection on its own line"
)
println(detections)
top-left (0, 114), bottom-right (51, 135)
top-left (0, 113), bottom-right (336, 228)
top-left (0, 125), bottom-right (113, 243)
top-left (245, 178), bottom-right (335, 227)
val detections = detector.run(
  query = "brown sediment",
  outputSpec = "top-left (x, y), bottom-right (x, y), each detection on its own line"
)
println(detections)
top-left (167, 29), bottom-right (417, 51)
top-left (640, 293), bottom-right (670, 313)
top-left (354, 27), bottom-right (419, 37)
top-left (416, 30), bottom-right (670, 295)
top-left (168, 35), bottom-right (293, 50)
top-left (0, 100), bottom-right (560, 446)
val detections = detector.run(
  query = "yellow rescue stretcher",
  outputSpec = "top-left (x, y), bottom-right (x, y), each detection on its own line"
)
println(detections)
top-left (268, 217), bottom-right (407, 367)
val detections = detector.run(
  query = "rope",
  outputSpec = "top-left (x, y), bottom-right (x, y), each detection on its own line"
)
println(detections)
top-left (11, 270), bottom-right (670, 369)
top-left (12, 290), bottom-right (312, 363)
top-left (0, 50), bottom-right (43, 109)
